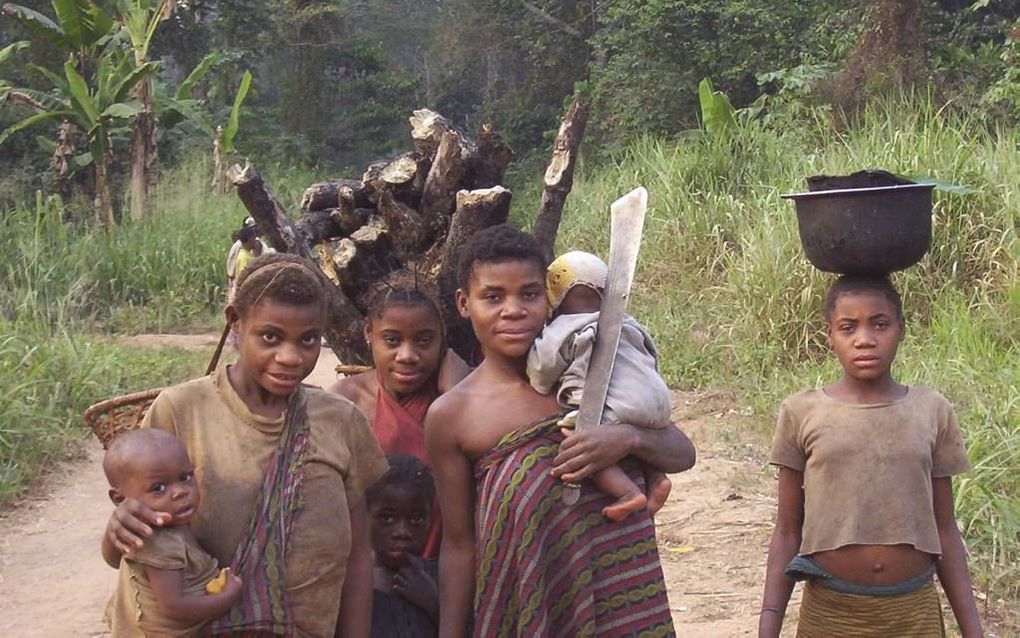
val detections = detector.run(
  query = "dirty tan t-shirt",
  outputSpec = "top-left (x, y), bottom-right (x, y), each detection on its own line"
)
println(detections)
top-left (769, 387), bottom-right (971, 555)
top-left (109, 526), bottom-right (220, 637)
top-left (138, 365), bottom-right (388, 637)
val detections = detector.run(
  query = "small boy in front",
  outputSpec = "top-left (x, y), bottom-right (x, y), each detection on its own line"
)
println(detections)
top-left (104, 428), bottom-right (241, 636)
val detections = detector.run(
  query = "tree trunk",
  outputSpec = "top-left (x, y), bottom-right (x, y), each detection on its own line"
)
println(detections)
top-left (830, 0), bottom-right (923, 114)
top-left (301, 179), bottom-right (372, 211)
top-left (437, 186), bottom-right (513, 362)
top-left (419, 130), bottom-right (467, 239)
top-left (129, 79), bottom-right (157, 221)
top-left (531, 94), bottom-right (588, 262)
top-left (470, 122), bottom-right (514, 189)
top-left (94, 151), bottom-right (116, 230)
top-left (228, 161), bottom-right (371, 364)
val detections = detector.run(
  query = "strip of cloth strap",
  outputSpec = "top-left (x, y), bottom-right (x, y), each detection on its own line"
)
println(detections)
top-left (206, 388), bottom-right (313, 637)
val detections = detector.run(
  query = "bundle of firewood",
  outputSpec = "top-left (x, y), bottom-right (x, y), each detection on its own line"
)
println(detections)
top-left (228, 97), bottom-right (587, 366)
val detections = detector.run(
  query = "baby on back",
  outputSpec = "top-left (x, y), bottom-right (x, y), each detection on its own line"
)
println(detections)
top-left (103, 428), bottom-right (242, 636)
top-left (527, 250), bottom-right (673, 520)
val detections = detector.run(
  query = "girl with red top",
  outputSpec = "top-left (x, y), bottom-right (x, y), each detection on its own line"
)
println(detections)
top-left (330, 285), bottom-right (469, 558)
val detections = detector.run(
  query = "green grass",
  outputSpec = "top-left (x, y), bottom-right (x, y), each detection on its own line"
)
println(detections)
top-left (0, 326), bottom-right (208, 502)
top-left (0, 155), bottom-right (321, 503)
top-left (0, 156), bottom-right (315, 503)
top-left (511, 96), bottom-right (1019, 598)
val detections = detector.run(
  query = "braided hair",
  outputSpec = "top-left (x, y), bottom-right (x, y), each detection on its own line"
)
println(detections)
top-left (232, 253), bottom-right (327, 318)
top-left (364, 269), bottom-right (442, 330)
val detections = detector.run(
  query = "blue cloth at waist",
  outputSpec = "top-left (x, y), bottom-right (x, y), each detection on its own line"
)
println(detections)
top-left (785, 555), bottom-right (936, 597)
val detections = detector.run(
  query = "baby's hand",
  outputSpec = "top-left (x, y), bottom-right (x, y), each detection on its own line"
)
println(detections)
top-left (394, 556), bottom-right (438, 617)
top-left (222, 570), bottom-right (243, 601)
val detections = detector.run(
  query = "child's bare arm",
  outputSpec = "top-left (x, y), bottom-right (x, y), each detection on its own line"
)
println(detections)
top-left (337, 499), bottom-right (373, 638)
top-left (146, 566), bottom-right (242, 624)
top-left (426, 402), bottom-right (475, 638)
top-left (102, 498), bottom-right (172, 568)
top-left (933, 477), bottom-right (983, 638)
top-left (758, 467), bottom-right (804, 638)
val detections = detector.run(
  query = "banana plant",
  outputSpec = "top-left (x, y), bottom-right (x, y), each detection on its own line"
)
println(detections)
top-left (116, 0), bottom-right (171, 220)
top-left (1, 48), bottom-right (159, 228)
top-left (1, 0), bottom-right (115, 74)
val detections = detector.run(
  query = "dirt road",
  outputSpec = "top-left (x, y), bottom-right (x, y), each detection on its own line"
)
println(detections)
top-left (0, 336), bottom-right (1012, 636)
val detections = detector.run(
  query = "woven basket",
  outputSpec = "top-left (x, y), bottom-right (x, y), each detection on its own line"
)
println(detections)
top-left (83, 388), bottom-right (164, 449)
top-left (335, 363), bottom-right (373, 376)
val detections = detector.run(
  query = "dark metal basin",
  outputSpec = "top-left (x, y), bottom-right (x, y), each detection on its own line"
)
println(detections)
top-left (781, 182), bottom-right (934, 275)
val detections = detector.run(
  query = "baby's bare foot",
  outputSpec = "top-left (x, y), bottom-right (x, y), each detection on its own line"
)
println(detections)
top-left (602, 491), bottom-right (647, 522)
top-left (646, 472), bottom-right (672, 517)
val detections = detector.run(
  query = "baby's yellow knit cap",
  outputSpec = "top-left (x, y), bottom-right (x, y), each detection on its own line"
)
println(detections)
top-left (546, 251), bottom-right (608, 315)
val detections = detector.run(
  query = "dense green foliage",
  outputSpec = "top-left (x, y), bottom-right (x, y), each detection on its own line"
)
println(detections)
top-left (515, 96), bottom-right (1018, 597)
top-left (5, 0), bottom-right (1020, 184)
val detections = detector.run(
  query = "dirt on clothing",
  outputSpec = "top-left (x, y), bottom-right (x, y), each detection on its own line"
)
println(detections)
top-left (0, 336), bottom-right (1014, 637)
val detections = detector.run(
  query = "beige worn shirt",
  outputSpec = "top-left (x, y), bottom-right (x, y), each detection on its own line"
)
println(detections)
top-left (109, 526), bottom-right (220, 637)
top-left (139, 366), bottom-right (388, 637)
top-left (769, 387), bottom-right (971, 556)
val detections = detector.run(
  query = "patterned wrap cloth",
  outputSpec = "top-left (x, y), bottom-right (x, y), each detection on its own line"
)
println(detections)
top-left (472, 416), bottom-right (675, 638)
top-left (205, 388), bottom-right (313, 637)
top-left (796, 579), bottom-right (945, 637)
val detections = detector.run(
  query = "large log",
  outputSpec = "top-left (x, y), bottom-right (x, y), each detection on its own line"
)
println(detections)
top-left (296, 209), bottom-right (342, 246)
top-left (295, 207), bottom-right (373, 245)
top-left (229, 161), bottom-right (313, 259)
top-left (377, 190), bottom-right (431, 258)
top-left (318, 222), bottom-right (401, 307)
top-left (410, 108), bottom-right (478, 162)
top-left (419, 130), bottom-right (467, 238)
top-left (228, 161), bottom-right (370, 365)
top-left (437, 186), bottom-right (513, 362)
top-left (301, 179), bottom-right (372, 211)
top-left (530, 94), bottom-right (588, 262)
top-left (471, 122), bottom-right (514, 189)
top-left (364, 151), bottom-right (431, 210)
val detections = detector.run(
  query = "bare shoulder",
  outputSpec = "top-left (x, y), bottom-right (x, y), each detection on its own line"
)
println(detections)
top-left (426, 380), bottom-right (470, 431)
top-left (328, 371), bottom-right (375, 408)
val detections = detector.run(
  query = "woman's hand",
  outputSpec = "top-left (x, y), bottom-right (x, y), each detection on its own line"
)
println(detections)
top-left (550, 421), bottom-right (696, 485)
top-left (102, 497), bottom-right (171, 565)
top-left (550, 425), bottom-right (637, 484)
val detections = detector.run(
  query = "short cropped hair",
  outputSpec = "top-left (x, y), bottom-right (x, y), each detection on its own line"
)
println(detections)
top-left (824, 274), bottom-right (903, 321)
top-left (366, 454), bottom-right (436, 507)
top-left (232, 253), bottom-right (327, 318)
top-left (103, 428), bottom-right (184, 487)
top-left (456, 223), bottom-right (547, 291)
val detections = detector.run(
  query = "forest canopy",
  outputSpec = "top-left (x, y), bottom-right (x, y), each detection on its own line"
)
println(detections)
top-left (1, 0), bottom-right (1019, 210)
